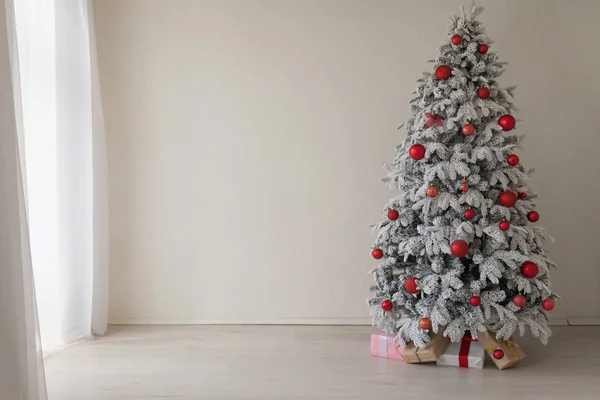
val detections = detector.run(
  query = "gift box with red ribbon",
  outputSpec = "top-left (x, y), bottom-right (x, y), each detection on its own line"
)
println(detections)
top-left (436, 332), bottom-right (485, 369)
top-left (370, 331), bottom-right (405, 361)
top-left (477, 330), bottom-right (526, 370)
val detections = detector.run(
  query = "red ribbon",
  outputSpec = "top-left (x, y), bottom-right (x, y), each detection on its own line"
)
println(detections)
top-left (425, 112), bottom-right (443, 127)
top-left (459, 332), bottom-right (478, 368)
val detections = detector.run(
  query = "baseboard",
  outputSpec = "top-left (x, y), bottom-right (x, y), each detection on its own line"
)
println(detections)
top-left (548, 318), bottom-right (569, 326)
top-left (109, 318), bottom-right (374, 326)
top-left (567, 317), bottom-right (600, 326)
top-left (109, 317), bottom-right (574, 326)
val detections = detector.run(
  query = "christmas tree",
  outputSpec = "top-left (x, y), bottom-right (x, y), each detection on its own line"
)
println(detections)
top-left (368, 4), bottom-right (557, 349)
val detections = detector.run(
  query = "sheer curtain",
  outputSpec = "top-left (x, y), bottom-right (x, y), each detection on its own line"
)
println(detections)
top-left (13, 0), bottom-right (109, 354)
top-left (0, 0), bottom-right (46, 398)
top-left (1, 0), bottom-right (108, 396)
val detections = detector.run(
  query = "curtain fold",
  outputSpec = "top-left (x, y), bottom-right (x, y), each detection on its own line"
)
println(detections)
top-left (87, 0), bottom-right (110, 336)
top-left (0, 0), bottom-right (107, 396)
top-left (13, 0), bottom-right (109, 353)
top-left (0, 0), bottom-right (47, 397)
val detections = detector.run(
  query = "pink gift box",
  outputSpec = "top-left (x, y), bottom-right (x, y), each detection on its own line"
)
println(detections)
top-left (370, 331), bottom-right (405, 361)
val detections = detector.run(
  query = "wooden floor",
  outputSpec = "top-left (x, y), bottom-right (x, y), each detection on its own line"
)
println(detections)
top-left (45, 325), bottom-right (600, 399)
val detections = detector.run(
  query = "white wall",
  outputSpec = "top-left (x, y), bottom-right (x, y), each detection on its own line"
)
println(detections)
top-left (94, 0), bottom-right (600, 324)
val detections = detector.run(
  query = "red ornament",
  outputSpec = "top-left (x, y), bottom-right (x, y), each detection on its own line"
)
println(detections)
top-left (498, 191), bottom-right (517, 207)
top-left (493, 349), bottom-right (505, 360)
top-left (541, 298), bottom-right (555, 311)
top-left (426, 186), bottom-right (439, 198)
top-left (478, 44), bottom-right (489, 54)
top-left (381, 299), bottom-right (393, 311)
top-left (513, 294), bottom-right (526, 308)
top-left (425, 112), bottom-right (443, 128)
top-left (521, 261), bottom-right (539, 279)
top-left (528, 211), bottom-right (540, 222)
top-left (498, 114), bottom-right (516, 131)
top-left (477, 87), bottom-right (490, 99)
top-left (409, 144), bottom-right (426, 160)
top-left (469, 296), bottom-right (481, 307)
top-left (518, 192), bottom-right (528, 199)
top-left (450, 240), bottom-right (469, 258)
top-left (462, 124), bottom-right (475, 136)
top-left (499, 220), bottom-right (510, 231)
top-left (460, 179), bottom-right (468, 194)
top-left (372, 248), bottom-right (383, 259)
top-left (464, 209), bottom-right (475, 220)
top-left (435, 65), bottom-right (452, 80)
top-left (507, 154), bottom-right (520, 166)
top-left (451, 34), bottom-right (462, 45)
top-left (419, 317), bottom-right (432, 330)
top-left (404, 277), bottom-right (420, 294)
top-left (388, 209), bottom-right (400, 221)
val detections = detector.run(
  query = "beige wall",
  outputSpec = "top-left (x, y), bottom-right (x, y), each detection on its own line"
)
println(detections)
top-left (94, 0), bottom-right (600, 324)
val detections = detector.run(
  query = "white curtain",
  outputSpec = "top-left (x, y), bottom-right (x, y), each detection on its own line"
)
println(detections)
top-left (12, 0), bottom-right (109, 353)
top-left (1, 0), bottom-right (107, 395)
top-left (0, 0), bottom-right (47, 398)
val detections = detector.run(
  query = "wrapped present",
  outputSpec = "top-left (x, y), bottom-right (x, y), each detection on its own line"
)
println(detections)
top-left (370, 331), bottom-right (405, 361)
top-left (436, 333), bottom-right (485, 369)
top-left (403, 331), bottom-right (449, 364)
top-left (477, 330), bottom-right (526, 370)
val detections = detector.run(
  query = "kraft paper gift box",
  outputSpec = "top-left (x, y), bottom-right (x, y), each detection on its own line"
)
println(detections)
top-left (403, 331), bottom-right (449, 364)
top-left (436, 333), bottom-right (485, 369)
top-left (477, 330), bottom-right (526, 370)
top-left (370, 331), bottom-right (405, 361)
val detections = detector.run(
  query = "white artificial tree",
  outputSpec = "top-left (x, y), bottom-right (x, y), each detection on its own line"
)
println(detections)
top-left (368, 4), bottom-right (557, 349)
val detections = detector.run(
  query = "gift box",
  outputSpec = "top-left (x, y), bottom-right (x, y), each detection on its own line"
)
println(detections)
top-left (403, 331), bottom-right (449, 364)
top-left (477, 330), bottom-right (526, 370)
top-left (370, 331), bottom-right (405, 361)
top-left (436, 333), bottom-right (485, 369)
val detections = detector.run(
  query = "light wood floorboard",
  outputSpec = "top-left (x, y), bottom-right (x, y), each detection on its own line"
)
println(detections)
top-left (44, 325), bottom-right (600, 399)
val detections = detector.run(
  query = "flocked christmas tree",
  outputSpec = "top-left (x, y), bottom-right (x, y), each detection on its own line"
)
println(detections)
top-left (368, 4), bottom-right (557, 349)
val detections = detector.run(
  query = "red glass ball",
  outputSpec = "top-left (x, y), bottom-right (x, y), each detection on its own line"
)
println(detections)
top-left (498, 191), bottom-right (517, 207)
top-left (513, 294), bottom-right (526, 308)
top-left (528, 211), bottom-right (540, 222)
top-left (542, 298), bottom-right (555, 311)
top-left (518, 192), bottom-right (527, 199)
top-left (426, 186), bottom-right (439, 198)
top-left (462, 124), bottom-right (475, 136)
top-left (404, 277), bottom-right (420, 294)
top-left (493, 349), bottom-right (505, 360)
top-left (477, 87), bottom-right (490, 99)
top-left (419, 317), bottom-right (432, 330)
top-left (372, 248), bottom-right (383, 259)
top-left (521, 261), bottom-right (539, 279)
top-left (381, 299), bottom-right (393, 311)
top-left (435, 65), bottom-right (452, 80)
top-left (469, 296), bottom-right (481, 307)
top-left (388, 209), bottom-right (400, 221)
top-left (451, 34), bottom-right (462, 45)
top-left (464, 209), bottom-right (475, 220)
top-left (409, 144), bottom-right (426, 160)
top-left (498, 114), bottom-right (516, 131)
top-left (479, 44), bottom-right (489, 54)
top-left (507, 154), bottom-right (520, 166)
top-left (450, 240), bottom-right (469, 258)
top-left (499, 220), bottom-right (511, 231)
